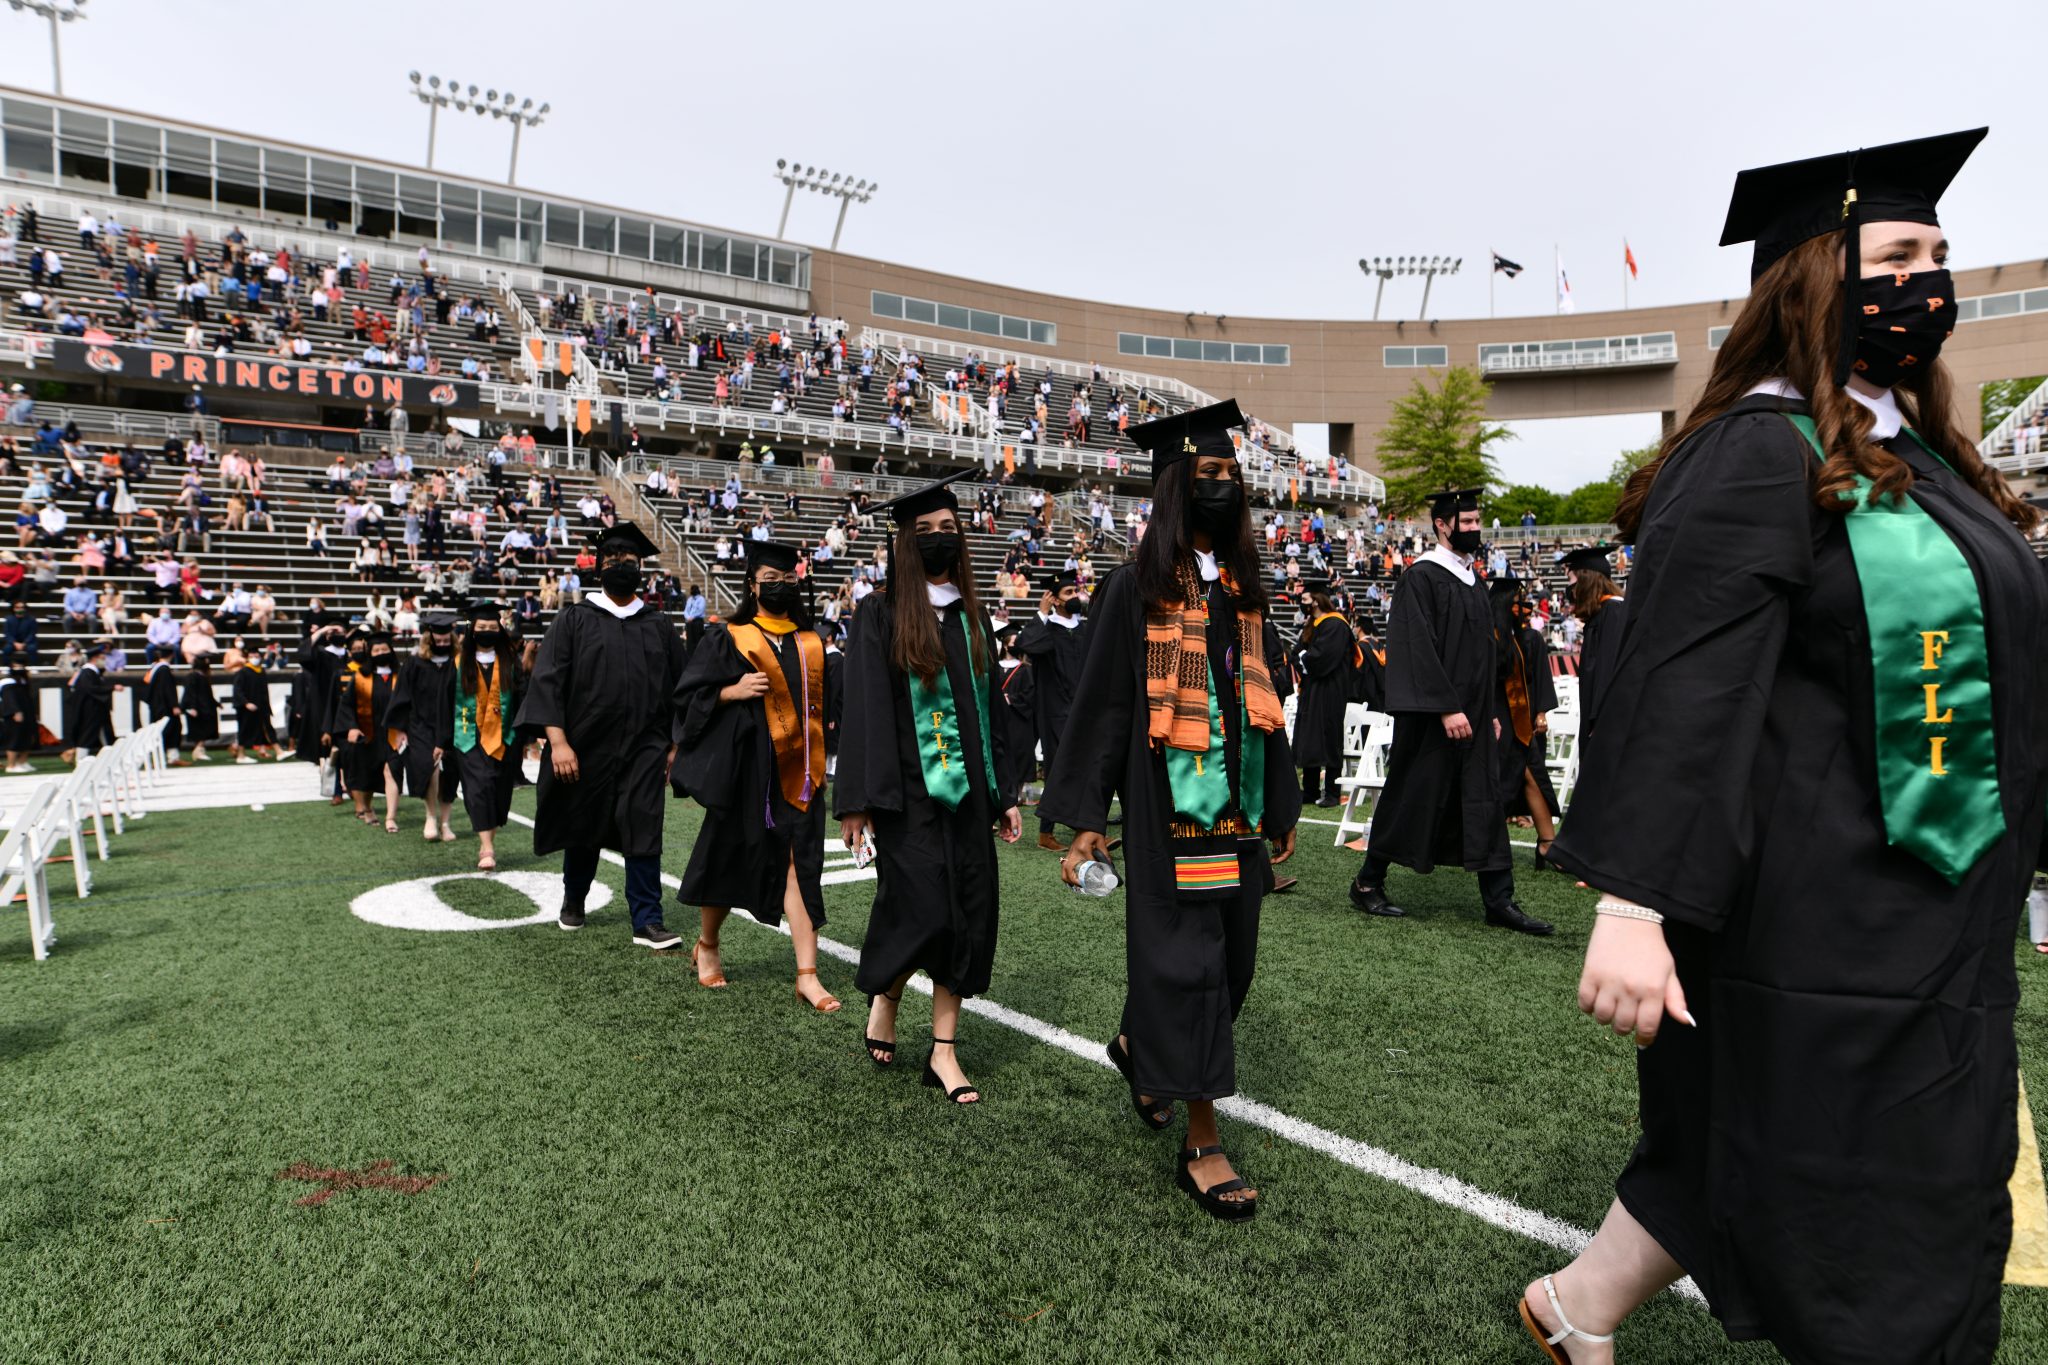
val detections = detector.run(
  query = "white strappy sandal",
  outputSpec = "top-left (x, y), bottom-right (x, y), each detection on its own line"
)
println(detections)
top-left (1518, 1275), bottom-right (1613, 1363)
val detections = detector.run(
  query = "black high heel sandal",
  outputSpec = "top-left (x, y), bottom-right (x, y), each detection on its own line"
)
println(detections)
top-left (1533, 839), bottom-right (1562, 873)
top-left (864, 990), bottom-right (901, 1066)
top-left (1105, 1037), bottom-right (1173, 1130)
top-left (1177, 1145), bottom-right (1257, 1223)
top-left (921, 1038), bottom-right (980, 1105)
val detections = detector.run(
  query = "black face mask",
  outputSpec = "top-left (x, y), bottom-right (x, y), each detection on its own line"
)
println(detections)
top-left (349, 650), bottom-right (366, 664)
top-left (1057, 597), bottom-right (1085, 619)
top-left (1850, 267), bottom-right (1957, 389)
top-left (757, 580), bottom-right (802, 616)
top-left (1189, 477), bottom-right (1241, 534)
top-left (1449, 528), bottom-right (1483, 556)
top-left (600, 561), bottom-right (642, 596)
top-left (472, 634), bottom-right (501, 653)
top-left (371, 656), bottom-right (393, 672)
top-left (916, 532), bottom-right (960, 575)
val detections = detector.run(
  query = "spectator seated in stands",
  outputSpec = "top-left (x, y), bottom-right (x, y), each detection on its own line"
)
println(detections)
top-left (35, 500), bottom-right (67, 546)
top-left (62, 576), bottom-right (96, 629)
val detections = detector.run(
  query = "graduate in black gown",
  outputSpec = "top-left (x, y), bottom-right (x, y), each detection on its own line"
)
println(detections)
top-left (1041, 399), bottom-right (1300, 1221)
top-left (673, 540), bottom-right (840, 1009)
top-left (1, 659), bottom-right (36, 770)
top-left (836, 469), bottom-right (1022, 1100)
top-left (1348, 490), bottom-right (1550, 935)
top-left (1014, 567), bottom-right (1089, 851)
top-left (383, 607), bottom-right (460, 843)
top-left (229, 648), bottom-right (279, 764)
top-left (1559, 545), bottom-right (1627, 748)
top-left (1292, 588), bottom-right (1360, 807)
top-left (516, 523), bottom-right (689, 949)
top-left (1348, 617), bottom-right (1387, 712)
top-left (1526, 130), bottom-right (2048, 1365)
top-left (1488, 575), bottom-right (1563, 870)
top-left (66, 642), bottom-right (116, 757)
top-left (993, 620), bottom-right (1038, 794)
top-left (179, 655), bottom-right (218, 761)
top-left (326, 632), bottom-right (400, 827)
top-left (293, 612), bottom-right (351, 800)
top-left (140, 645), bottom-right (183, 763)
top-left (444, 602), bottom-right (523, 871)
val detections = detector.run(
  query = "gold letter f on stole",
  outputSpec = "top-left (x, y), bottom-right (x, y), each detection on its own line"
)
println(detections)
top-left (1921, 630), bottom-right (1953, 775)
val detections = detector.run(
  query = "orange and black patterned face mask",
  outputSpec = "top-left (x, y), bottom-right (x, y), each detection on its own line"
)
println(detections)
top-left (1850, 267), bottom-right (1956, 388)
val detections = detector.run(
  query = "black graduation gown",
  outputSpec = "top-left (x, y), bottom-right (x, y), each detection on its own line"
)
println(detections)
top-left (1496, 624), bottom-right (1560, 815)
top-left (515, 599), bottom-right (687, 859)
top-left (1039, 565), bottom-right (1302, 1102)
top-left (1260, 621), bottom-right (1294, 703)
top-left (1549, 396), bottom-right (2048, 1364)
top-left (326, 667), bottom-right (395, 787)
top-left (1015, 613), bottom-right (1088, 794)
top-left (1351, 646), bottom-right (1388, 710)
top-left (385, 655), bottom-right (457, 799)
top-left (141, 661), bottom-right (181, 753)
top-left (66, 666), bottom-right (115, 751)
top-left (996, 659), bottom-right (1038, 783)
top-left (0, 675), bottom-right (35, 751)
top-left (180, 670), bottom-right (219, 743)
top-left (823, 643), bottom-right (844, 757)
top-left (835, 589), bottom-right (1018, 999)
top-left (1575, 595), bottom-right (1628, 740)
top-left (673, 622), bottom-right (834, 929)
top-left (293, 644), bottom-right (347, 760)
top-left (1292, 615), bottom-right (1356, 771)
top-left (445, 658), bottom-right (521, 831)
top-left (231, 666), bottom-right (276, 746)
top-left (1367, 558), bottom-right (1510, 874)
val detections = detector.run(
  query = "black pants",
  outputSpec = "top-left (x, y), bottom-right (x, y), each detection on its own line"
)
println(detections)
top-left (1300, 766), bottom-right (1340, 802)
top-left (1359, 854), bottom-right (1514, 912)
top-left (562, 846), bottom-right (663, 933)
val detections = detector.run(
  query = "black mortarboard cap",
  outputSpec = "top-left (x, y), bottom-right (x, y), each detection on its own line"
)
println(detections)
top-left (1719, 128), bottom-right (1985, 384)
top-left (84, 640), bottom-right (108, 658)
top-left (594, 522), bottom-right (661, 560)
top-left (1486, 572), bottom-right (1523, 596)
top-left (1125, 398), bottom-right (1245, 481)
top-left (1558, 545), bottom-right (1615, 577)
top-left (366, 631), bottom-right (394, 648)
top-left (1428, 487), bottom-right (1484, 524)
top-left (873, 467), bottom-right (977, 526)
top-left (993, 619), bottom-right (1023, 642)
top-left (744, 539), bottom-right (800, 574)
top-left (464, 600), bottom-right (506, 625)
top-left (1040, 568), bottom-right (1079, 592)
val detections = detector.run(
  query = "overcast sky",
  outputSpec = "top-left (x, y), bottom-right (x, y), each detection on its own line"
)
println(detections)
top-left (5, 0), bottom-right (2038, 487)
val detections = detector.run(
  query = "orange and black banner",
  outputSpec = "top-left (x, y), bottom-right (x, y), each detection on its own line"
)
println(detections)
top-left (50, 340), bottom-right (478, 409)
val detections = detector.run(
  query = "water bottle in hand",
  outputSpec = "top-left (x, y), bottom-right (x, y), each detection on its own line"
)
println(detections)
top-left (1071, 852), bottom-right (1119, 898)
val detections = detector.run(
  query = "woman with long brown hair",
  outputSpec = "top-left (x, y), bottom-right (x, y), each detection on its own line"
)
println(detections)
top-left (1530, 130), bottom-right (2048, 1364)
top-left (1558, 545), bottom-right (1625, 745)
top-left (836, 469), bottom-right (1023, 1104)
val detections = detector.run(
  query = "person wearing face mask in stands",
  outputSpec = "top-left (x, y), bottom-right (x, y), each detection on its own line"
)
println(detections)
top-left (445, 601), bottom-right (523, 872)
top-left (836, 469), bottom-right (1024, 1102)
top-left (326, 631), bottom-right (403, 828)
top-left (1040, 399), bottom-right (1300, 1221)
top-left (384, 602), bottom-right (461, 844)
top-left (518, 523), bottom-right (689, 949)
top-left (672, 539), bottom-right (840, 1008)
top-left (1346, 487), bottom-right (1550, 936)
top-left (1014, 567), bottom-right (1090, 851)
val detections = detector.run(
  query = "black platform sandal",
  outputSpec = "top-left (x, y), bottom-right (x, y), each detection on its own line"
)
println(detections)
top-left (864, 990), bottom-right (902, 1066)
top-left (1177, 1145), bottom-right (1257, 1222)
top-left (1105, 1037), bottom-right (1173, 1130)
top-left (921, 1039), bottom-right (980, 1104)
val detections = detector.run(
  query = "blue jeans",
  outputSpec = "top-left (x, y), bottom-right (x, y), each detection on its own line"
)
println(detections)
top-left (562, 845), bottom-right (664, 933)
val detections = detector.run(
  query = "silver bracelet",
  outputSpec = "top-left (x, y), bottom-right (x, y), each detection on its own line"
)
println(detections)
top-left (1595, 899), bottom-right (1664, 925)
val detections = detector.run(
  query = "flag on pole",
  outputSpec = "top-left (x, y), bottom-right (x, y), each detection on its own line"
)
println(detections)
top-left (1625, 241), bottom-right (1639, 279)
top-left (1555, 249), bottom-right (1575, 314)
top-left (1492, 252), bottom-right (1524, 278)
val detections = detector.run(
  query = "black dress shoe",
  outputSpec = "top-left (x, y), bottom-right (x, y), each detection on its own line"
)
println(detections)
top-left (558, 901), bottom-right (586, 931)
top-left (1485, 901), bottom-right (1555, 936)
top-left (1314, 794), bottom-right (1343, 808)
top-left (1270, 875), bottom-right (1299, 894)
top-left (1348, 878), bottom-right (1406, 917)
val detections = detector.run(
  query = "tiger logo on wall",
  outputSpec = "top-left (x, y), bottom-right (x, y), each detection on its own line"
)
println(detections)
top-left (83, 346), bottom-right (125, 374)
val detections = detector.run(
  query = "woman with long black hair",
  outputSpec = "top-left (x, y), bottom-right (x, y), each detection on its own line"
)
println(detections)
top-left (447, 602), bottom-right (523, 871)
top-left (1041, 399), bottom-right (1300, 1221)
top-left (1528, 130), bottom-right (2048, 1364)
top-left (1487, 574), bottom-right (1561, 868)
top-left (837, 469), bottom-right (1022, 1103)
top-left (384, 607), bottom-right (460, 843)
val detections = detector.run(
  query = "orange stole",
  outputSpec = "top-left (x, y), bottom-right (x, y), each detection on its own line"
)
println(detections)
top-left (727, 621), bottom-right (826, 811)
top-left (350, 670), bottom-right (402, 749)
top-left (1311, 612), bottom-right (1364, 669)
top-left (476, 664), bottom-right (504, 759)
top-left (1502, 634), bottom-right (1533, 746)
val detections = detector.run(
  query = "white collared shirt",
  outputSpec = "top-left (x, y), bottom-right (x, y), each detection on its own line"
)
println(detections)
top-left (926, 580), bottom-right (961, 611)
top-left (1748, 377), bottom-right (1902, 440)
top-left (1193, 548), bottom-right (1220, 582)
top-left (1418, 544), bottom-right (1476, 585)
top-left (585, 592), bottom-right (645, 619)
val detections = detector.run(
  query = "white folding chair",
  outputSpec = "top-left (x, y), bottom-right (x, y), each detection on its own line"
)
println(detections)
top-left (1332, 711), bottom-right (1393, 847)
top-left (0, 781), bottom-right (60, 960)
top-left (52, 757), bottom-right (105, 896)
top-left (1545, 712), bottom-right (1581, 811)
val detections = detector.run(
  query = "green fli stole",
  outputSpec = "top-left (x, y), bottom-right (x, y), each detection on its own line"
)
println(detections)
top-left (904, 610), bottom-right (996, 811)
top-left (1785, 414), bottom-right (2004, 883)
top-left (1165, 654), bottom-right (1265, 830)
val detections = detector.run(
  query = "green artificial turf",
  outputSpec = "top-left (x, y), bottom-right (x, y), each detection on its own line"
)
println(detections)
top-left (3, 790), bottom-right (2046, 1363)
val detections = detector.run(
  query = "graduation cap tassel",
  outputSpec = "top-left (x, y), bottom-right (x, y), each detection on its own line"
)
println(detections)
top-left (1835, 151), bottom-right (1863, 390)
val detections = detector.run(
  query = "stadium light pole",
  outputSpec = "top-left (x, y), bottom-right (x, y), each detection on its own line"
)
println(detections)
top-left (772, 161), bottom-right (877, 249)
top-left (1361, 255), bottom-right (1462, 321)
top-left (1416, 255), bottom-right (1462, 320)
top-left (484, 93), bottom-right (550, 187)
top-left (407, 72), bottom-right (452, 168)
top-left (8, 0), bottom-right (87, 97)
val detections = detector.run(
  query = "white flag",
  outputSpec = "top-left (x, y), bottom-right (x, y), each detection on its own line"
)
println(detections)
top-left (1555, 249), bottom-right (1576, 314)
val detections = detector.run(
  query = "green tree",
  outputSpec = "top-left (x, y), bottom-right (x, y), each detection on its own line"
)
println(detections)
top-left (1982, 376), bottom-right (2046, 433)
top-left (1557, 481), bottom-right (1621, 525)
top-left (1608, 440), bottom-right (1661, 487)
top-left (1497, 483), bottom-right (1561, 526)
top-left (1375, 365), bottom-right (1512, 514)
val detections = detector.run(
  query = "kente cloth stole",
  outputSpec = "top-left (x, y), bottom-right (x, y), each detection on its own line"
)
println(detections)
top-left (1502, 633), bottom-right (1533, 746)
top-left (1143, 559), bottom-right (1284, 752)
top-left (904, 612), bottom-right (995, 812)
top-left (1312, 612), bottom-right (1365, 669)
top-left (1165, 646), bottom-right (1266, 832)
top-left (1785, 414), bottom-right (2003, 882)
top-left (729, 620), bottom-right (826, 812)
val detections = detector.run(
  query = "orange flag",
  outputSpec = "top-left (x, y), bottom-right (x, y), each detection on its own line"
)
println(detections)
top-left (557, 341), bottom-right (574, 376)
top-left (1003, 445), bottom-right (1016, 474)
top-left (575, 399), bottom-right (592, 436)
top-left (526, 336), bottom-right (543, 366)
